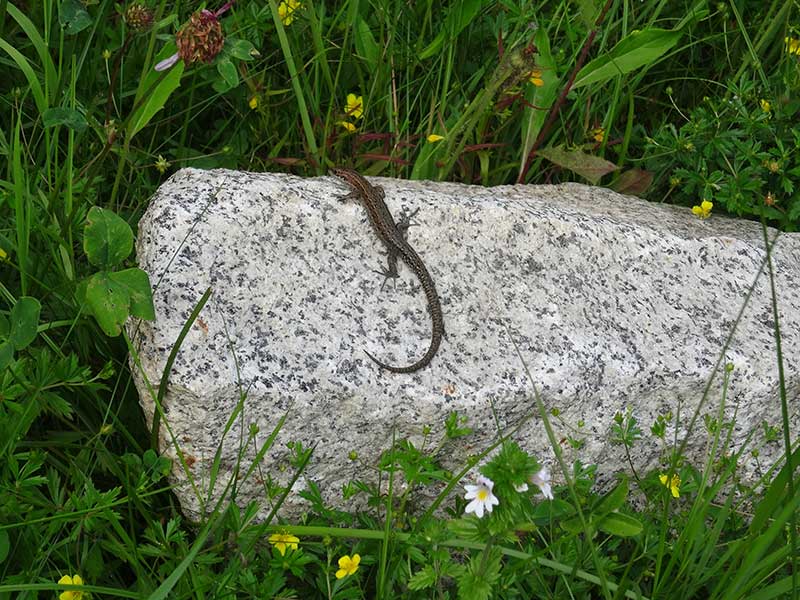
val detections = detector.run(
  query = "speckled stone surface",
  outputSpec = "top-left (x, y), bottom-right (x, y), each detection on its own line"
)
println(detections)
top-left (129, 167), bottom-right (800, 521)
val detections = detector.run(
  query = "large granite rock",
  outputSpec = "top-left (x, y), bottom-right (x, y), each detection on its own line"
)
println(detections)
top-left (129, 168), bottom-right (800, 521)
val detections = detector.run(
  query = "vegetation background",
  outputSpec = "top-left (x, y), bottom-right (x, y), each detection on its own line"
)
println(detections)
top-left (0, 0), bottom-right (798, 598)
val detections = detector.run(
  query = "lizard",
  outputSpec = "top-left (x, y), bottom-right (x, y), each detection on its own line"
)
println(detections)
top-left (331, 167), bottom-right (444, 373)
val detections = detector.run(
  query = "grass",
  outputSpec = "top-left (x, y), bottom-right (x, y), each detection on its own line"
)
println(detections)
top-left (1, 0), bottom-right (799, 597)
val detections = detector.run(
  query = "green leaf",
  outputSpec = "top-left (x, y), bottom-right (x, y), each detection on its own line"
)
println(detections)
top-left (354, 16), bottom-right (379, 68)
top-left (575, 0), bottom-right (598, 28)
top-left (128, 44), bottom-right (184, 139)
top-left (43, 107), bottom-right (88, 132)
top-left (573, 28), bottom-right (683, 88)
top-left (83, 269), bottom-right (154, 336)
top-left (216, 58), bottom-right (239, 89)
top-left (520, 27), bottom-right (559, 175)
top-left (109, 268), bottom-right (155, 321)
top-left (59, 0), bottom-right (93, 34)
top-left (561, 515), bottom-right (596, 536)
top-left (83, 206), bottom-right (133, 269)
top-left (85, 272), bottom-right (131, 337)
top-left (597, 512), bottom-right (643, 537)
top-left (537, 145), bottom-right (619, 183)
top-left (419, 0), bottom-right (482, 60)
top-left (7, 4), bottom-right (58, 104)
top-left (594, 476), bottom-right (628, 515)
top-left (0, 313), bottom-right (9, 337)
top-left (611, 168), bottom-right (654, 196)
top-left (0, 37), bottom-right (47, 114)
top-left (408, 565), bottom-right (437, 590)
top-left (0, 341), bottom-right (13, 371)
top-left (225, 37), bottom-right (259, 61)
top-left (0, 529), bottom-right (8, 563)
top-left (9, 296), bottom-right (41, 350)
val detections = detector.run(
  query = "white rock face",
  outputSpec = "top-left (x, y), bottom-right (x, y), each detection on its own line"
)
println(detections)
top-left (129, 167), bottom-right (799, 521)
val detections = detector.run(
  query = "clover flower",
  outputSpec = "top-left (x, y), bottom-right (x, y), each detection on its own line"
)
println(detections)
top-left (155, 1), bottom-right (234, 71)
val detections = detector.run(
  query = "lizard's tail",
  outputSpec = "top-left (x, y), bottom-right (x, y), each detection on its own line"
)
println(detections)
top-left (364, 328), bottom-right (442, 374)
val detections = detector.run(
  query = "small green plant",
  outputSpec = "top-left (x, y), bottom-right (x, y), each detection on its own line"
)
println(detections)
top-left (78, 207), bottom-right (155, 336)
top-left (644, 77), bottom-right (800, 229)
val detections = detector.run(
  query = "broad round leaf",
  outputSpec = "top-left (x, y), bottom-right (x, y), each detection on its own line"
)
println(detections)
top-left (597, 513), bottom-right (644, 538)
top-left (9, 296), bottom-right (41, 351)
top-left (84, 206), bottom-right (134, 269)
top-left (86, 272), bottom-right (132, 337)
top-left (59, 0), bottom-right (92, 34)
top-left (0, 341), bottom-right (14, 371)
top-left (109, 268), bottom-right (155, 321)
top-left (43, 107), bottom-right (88, 132)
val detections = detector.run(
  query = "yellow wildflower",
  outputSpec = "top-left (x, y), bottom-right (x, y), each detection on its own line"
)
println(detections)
top-left (249, 95), bottom-right (259, 110)
top-left (785, 37), bottom-right (800, 56)
top-left (335, 554), bottom-right (361, 579)
top-left (337, 120), bottom-right (356, 133)
top-left (278, 0), bottom-right (301, 26)
top-left (345, 93), bottom-right (364, 119)
top-left (58, 574), bottom-right (85, 600)
top-left (590, 127), bottom-right (605, 143)
top-left (691, 200), bottom-right (713, 219)
top-left (529, 69), bottom-right (544, 87)
top-left (0, 247), bottom-right (7, 261)
top-left (659, 473), bottom-right (680, 498)
top-left (268, 532), bottom-right (299, 556)
top-left (760, 99), bottom-right (771, 113)
top-left (427, 134), bottom-right (444, 143)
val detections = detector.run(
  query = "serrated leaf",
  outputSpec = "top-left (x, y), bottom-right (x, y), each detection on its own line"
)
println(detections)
top-left (128, 44), bottom-right (184, 139)
top-left (216, 58), bottom-right (239, 89)
top-left (611, 168), bottom-right (654, 196)
top-left (225, 37), bottom-right (259, 61)
top-left (109, 268), bottom-right (155, 321)
top-left (42, 107), bottom-right (88, 132)
top-left (573, 28), bottom-right (682, 88)
top-left (446, 517), bottom-right (481, 540)
top-left (537, 145), bottom-right (618, 183)
top-left (419, 0), bottom-right (482, 60)
top-left (597, 512), bottom-right (643, 537)
top-left (407, 565), bottom-right (437, 590)
top-left (9, 296), bottom-right (41, 350)
top-left (83, 206), bottom-right (133, 269)
top-left (86, 272), bottom-right (131, 337)
top-left (59, 0), bottom-right (92, 34)
top-left (354, 16), bottom-right (379, 68)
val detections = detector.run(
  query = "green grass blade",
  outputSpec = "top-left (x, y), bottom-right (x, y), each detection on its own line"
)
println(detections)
top-left (6, 3), bottom-right (58, 101)
top-left (0, 37), bottom-right (47, 114)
